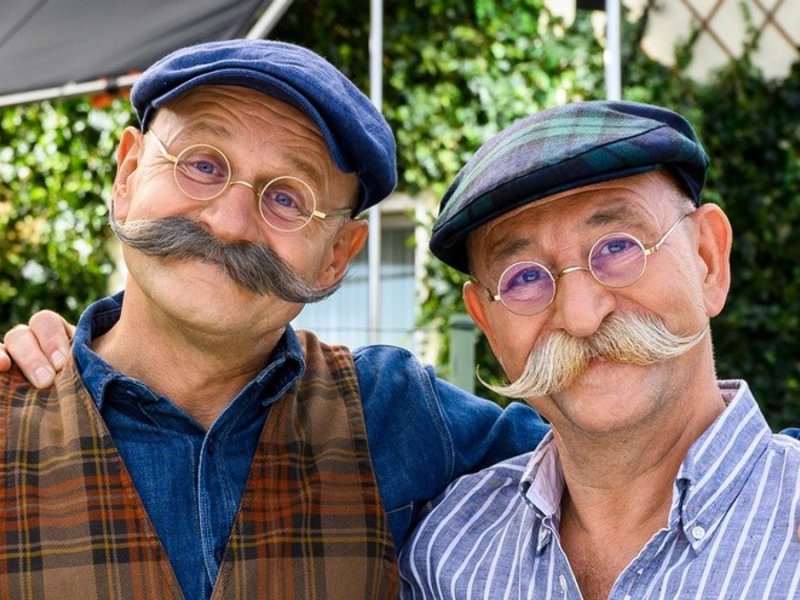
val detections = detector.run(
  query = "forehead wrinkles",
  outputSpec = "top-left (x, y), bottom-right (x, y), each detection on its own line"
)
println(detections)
top-left (472, 195), bottom-right (659, 275)
top-left (158, 87), bottom-right (334, 186)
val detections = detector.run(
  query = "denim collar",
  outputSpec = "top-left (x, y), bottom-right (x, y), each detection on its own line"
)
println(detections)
top-left (72, 291), bottom-right (306, 411)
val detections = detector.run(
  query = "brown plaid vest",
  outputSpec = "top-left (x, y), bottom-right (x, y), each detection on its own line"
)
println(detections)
top-left (0, 331), bottom-right (398, 599)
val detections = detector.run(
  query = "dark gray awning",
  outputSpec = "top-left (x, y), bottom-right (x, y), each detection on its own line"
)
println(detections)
top-left (0, 0), bottom-right (293, 106)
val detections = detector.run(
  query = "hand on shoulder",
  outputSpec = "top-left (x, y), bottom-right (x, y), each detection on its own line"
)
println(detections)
top-left (1, 310), bottom-right (74, 388)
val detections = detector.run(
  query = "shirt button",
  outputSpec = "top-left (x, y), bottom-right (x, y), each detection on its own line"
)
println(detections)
top-left (559, 574), bottom-right (567, 592)
top-left (691, 525), bottom-right (706, 540)
top-left (538, 528), bottom-right (551, 546)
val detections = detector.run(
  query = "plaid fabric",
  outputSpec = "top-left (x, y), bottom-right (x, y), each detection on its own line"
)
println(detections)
top-left (0, 330), bottom-right (397, 599)
top-left (217, 330), bottom-right (399, 598)
top-left (430, 100), bottom-right (710, 273)
top-left (0, 362), bottom-right (182, 600)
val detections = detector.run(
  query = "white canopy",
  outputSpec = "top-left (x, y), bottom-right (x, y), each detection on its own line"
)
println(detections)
top-left (0, 0), bottom-right (295, 106)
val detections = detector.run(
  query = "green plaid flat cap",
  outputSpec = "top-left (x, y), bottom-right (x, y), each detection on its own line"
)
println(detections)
top-left (430, 100), bottom-right (709, 273)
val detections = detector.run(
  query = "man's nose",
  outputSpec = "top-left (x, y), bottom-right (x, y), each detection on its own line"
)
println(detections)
top-left (549, 268), bottom-right (616, 338)
top-left (196, 181), bottom-right (262, 242)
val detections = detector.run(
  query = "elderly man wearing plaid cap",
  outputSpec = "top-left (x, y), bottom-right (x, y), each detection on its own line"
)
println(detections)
top-left (399, 101), bottom-right (800, 599)
top-left (0, 40), bottom-right (551, 599)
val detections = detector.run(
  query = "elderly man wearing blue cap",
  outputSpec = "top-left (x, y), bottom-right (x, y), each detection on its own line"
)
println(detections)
top-left (399, 101), bottom-right (800, 599)
top-left (0, 40), bottom-right (549, 599)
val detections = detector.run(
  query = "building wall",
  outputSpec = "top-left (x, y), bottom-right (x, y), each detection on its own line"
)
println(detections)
top-left (547, 0), bottom-right (799, 81)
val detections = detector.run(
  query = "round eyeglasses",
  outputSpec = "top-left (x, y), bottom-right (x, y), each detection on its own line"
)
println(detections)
top-left (149, 133), bottom-right (353, 232)
top-left (479, 213), bottom-right (691, 316)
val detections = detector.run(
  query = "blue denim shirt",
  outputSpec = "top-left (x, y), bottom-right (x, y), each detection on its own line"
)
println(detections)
top-left (72, 294), bottom-right (549, 600)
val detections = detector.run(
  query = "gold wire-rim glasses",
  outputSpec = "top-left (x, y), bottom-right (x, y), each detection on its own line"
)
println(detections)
top-left (148, 132), bottom-right (353, 232)
top-left (476, 212), bottom-right (693, 316)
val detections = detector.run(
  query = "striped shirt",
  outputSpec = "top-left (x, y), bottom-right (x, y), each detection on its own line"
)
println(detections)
top-left (399, 380), bottom-right (800, 599)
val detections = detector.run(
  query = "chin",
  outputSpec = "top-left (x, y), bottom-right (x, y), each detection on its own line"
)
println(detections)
top-left (554, 369), bottom-right (667, 433)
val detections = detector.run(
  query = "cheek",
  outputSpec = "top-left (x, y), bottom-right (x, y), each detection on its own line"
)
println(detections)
top-left (486, 314), bottom-right (540, 381)
top-left (124, 184), bottom-right (189, 220)
top-left (636, 256), bottom-right (708, 329)
top-left (269, 233), bottom-right (329, 277)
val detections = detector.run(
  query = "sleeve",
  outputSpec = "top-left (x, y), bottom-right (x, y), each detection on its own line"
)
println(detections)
top-left (354, 344), bottom-right (549, 550)
top-left (780, 428), bottom-right (800, 440)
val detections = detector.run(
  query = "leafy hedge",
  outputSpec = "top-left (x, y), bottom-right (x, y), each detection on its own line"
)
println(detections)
top-left (692, 60), bottom-right (800, 429)
top-left (1, 99), bottom-right (129, 329)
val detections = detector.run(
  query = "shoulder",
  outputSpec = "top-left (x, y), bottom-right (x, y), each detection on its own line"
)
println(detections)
top-left (352, 343), bottom-right (478, 422)
top-left (731, 431), bottom-right (800, 511)
top-left (353, 343), bottom-right (431, 384)
top-left (414, 453), bottom-right (532, 534)
top-left (400, 454), bottom-right (534, 579)
top-left (432, 452), bottom-right (532, 507)
top-left (766, 430), bottom-right (800, 462)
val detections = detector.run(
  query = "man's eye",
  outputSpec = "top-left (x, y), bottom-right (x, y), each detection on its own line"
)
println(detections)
top-left (502, 263), bottom-right (549, 293)
top-left (598, 237), bottom-right (636, 255)
top-left (178, 152), bottom-right (228, 183)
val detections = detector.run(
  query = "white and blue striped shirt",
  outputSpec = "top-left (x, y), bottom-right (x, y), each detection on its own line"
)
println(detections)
top-left (400, 381), bottom-right (800, 599)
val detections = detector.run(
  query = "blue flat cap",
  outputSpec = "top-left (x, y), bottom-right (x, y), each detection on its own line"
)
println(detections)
top-left (430, 100), bottom-right (709, 273)
top-left (131, 39), bottom-right (396, 215)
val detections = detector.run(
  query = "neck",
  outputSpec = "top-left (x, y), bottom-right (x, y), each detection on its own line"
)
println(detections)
top-left (93, 291), bottom-right (285, 429)
top-left (551, 367), bottom-right (726, 599)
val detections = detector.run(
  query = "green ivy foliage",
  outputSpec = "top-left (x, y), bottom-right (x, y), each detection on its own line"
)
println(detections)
top-left (0, 98), bottom-right (129, 330)
top-left (696, 60), bottom-right (800, 429)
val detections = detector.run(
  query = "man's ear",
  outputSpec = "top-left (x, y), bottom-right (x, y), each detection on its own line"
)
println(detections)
top-left (463, 279), bottom-right (501, 356)
top-left (111, 126), bottom-right (144, 220)
top-left (693, 203), bottom-right (732, 318)
top-left (316, 219), bottom-right (369, 288)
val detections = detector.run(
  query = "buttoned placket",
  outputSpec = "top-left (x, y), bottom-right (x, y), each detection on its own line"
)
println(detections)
top-left (96, 351), bottom-right (303, 600)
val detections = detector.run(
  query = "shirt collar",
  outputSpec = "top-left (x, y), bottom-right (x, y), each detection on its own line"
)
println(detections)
top-left (673, 380), bottom-right (771, 551)
top-left (519, 430), bottom-right (563, 519)
top-left (517, 381), bottom-right (771, 552)
top-left (72, 291), bottom-right (306, 410)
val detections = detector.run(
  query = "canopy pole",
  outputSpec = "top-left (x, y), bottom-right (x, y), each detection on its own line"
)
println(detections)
top-left (245, 0), bottom-right (296, 39)
top-left (367, 0), bottom-right (384, 345)
top-left (605, 0), bottom-right (622, 100)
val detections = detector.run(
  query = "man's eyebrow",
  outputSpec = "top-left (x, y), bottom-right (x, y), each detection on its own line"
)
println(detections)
top-left (281, 155), bottom-right (324, 187)
top-left (174, 122), bottom-right (234, 142)
top-left (584, 200), bottom-right (648, 229)
top-left (486, 236), bottom-right (537, 271)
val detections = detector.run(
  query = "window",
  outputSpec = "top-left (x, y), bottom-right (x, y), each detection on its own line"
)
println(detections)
top-left (291, 222), bottom-right (418, 351)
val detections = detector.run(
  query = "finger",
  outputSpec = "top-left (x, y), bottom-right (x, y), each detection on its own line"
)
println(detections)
top-left (3, 325), bottom-right (57, 389)
top-left (28, 310), bottom-right (73, 371)
top-left (0, 342), bottom-right (11, 372)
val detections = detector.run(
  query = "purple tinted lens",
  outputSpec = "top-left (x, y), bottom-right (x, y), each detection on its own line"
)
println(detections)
top-left (498, 261), bottom-right (555, 314)
top-left (259, 177), bottom-right (315, 231)
top-left (590, 233), bottom-right (645, 287)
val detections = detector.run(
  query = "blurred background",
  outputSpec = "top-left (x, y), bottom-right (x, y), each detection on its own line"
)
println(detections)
top-left (1, 0), bottom-right (798, 428)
